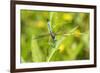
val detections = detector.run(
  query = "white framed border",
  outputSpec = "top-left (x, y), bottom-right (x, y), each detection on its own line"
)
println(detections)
top-left (15, 4), bottom-right (94, 69)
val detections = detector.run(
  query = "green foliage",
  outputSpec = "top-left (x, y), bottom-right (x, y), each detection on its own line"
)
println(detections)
top-left (20, 9), bottom-right (90, 62)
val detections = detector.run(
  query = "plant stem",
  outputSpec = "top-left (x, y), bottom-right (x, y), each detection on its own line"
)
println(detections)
top-left (46, 37), bottom-right (65, 62)
top-left (47, 47), bottom-right (57, 62)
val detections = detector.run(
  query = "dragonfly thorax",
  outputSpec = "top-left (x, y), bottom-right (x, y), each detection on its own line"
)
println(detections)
top-left (50, 32), bottom-right (56, 41)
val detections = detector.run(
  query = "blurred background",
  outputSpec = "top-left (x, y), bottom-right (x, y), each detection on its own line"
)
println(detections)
top-left (20, 9), bottom-right (90, 63)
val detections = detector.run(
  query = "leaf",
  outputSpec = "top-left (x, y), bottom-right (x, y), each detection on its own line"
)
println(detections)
top-left (31, 36), bottom-right (45, 62)
top-left (21, 35), bottom-right (32, 62)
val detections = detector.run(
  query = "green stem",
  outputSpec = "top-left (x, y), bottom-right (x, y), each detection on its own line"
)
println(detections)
top-left (47, 37), bottom-right (65, 62)
top-left (47, 48), bottom-right (57, 62)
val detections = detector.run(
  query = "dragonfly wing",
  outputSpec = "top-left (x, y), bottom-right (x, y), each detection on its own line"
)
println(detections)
top-left (32, 33), bottom-right (50, 40)
top-left (55, 25), bottom-right (79, 36)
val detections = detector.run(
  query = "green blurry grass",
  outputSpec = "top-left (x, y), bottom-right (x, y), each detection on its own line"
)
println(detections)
top-left (20, 10), bottom-right (90, 63)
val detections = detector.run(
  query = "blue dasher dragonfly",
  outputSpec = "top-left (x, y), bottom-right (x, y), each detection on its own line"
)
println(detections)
top-left (32, 20), bottom-right (80, 46)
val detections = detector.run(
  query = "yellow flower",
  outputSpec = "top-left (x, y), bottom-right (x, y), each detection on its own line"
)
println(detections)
top-left (63, 13), bottom-right (73, 21)
top-left (36, 21), bottom-right (45, 28)
top-left (74, 29), bottom-right (81, 38)
top-left (59, 44), bottom-right (65, 53)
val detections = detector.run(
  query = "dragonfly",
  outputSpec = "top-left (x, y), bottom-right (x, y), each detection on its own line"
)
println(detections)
top-left (33, 20), bottom-right (79, 45)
